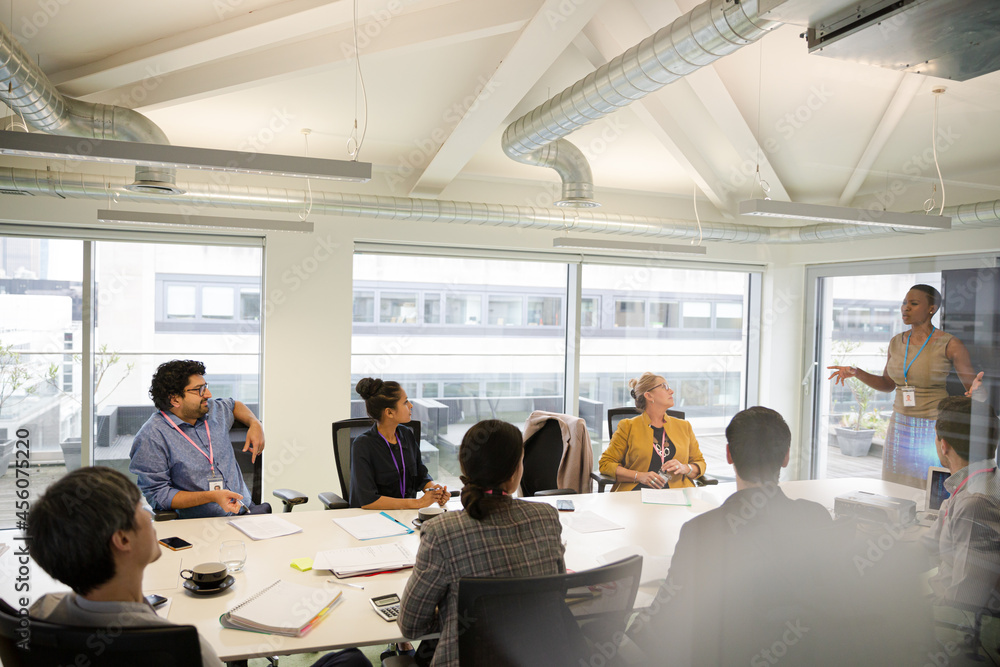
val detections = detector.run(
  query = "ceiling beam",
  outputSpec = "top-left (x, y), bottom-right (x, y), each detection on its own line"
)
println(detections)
top-left (408, 0), bottom-right (608, 198)
top-left (838, 74), bottom-right (922, 206)
top-left (55, 0), bottom-right (534, 111)
top-left (631, 0), bottom-right (790, 205)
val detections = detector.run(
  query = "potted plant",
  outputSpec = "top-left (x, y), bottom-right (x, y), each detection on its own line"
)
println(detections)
top-left (834, 375), bottom-right (877, 457)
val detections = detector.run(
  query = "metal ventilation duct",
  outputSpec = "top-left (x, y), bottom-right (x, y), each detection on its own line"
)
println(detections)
top-left (1, 166), bottom-right (996, 245)
top-left (502, 0), bottom-right (777, 202)
top-left (0, 20), bottom-right (182, 194)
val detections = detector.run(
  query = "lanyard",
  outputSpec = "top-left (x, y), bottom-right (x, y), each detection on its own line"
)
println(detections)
top-left (902, 325), bottom-right (935, 385)
top-left (160, 411), bottom-right (214, 474)
top-left (377, 428), bottom-right (407, 498)
top-left (943, 466), bottom-right (996, 518)
top-left (652, 427), bottom-right (671, 467)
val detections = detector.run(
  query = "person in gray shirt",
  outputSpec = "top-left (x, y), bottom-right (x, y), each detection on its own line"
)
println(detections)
top-left (27, 466), bottom-right (225, 666)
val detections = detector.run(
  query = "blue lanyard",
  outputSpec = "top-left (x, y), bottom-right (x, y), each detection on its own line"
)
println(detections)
top-left (377, 428), bottom-right (407, 498)
top-left (902, 326), bottom-right (935, 385)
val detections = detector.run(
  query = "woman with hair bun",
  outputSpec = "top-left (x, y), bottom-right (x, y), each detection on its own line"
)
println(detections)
top-left (828, 283), bottom-right (984, 487)
top-left (598, 372), bottom-right (706, 492)
top-left (398, 419), bottom-right (565, 667)
top-left (349, 377), bottom-right (448, 509)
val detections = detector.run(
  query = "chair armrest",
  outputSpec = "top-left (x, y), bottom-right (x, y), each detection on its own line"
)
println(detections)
top-left (590, 471), bottom-right (615, 493)
top-left (695, 474), bottom-right (719, 486)
top-left (534, 488), bottom-right (577, 497)
top-left (153, 509), bottom-right (178, 522)
top-left (272, 488), bottom-right (309, 512)
top-left (318, 491), bottom-right (349, 510)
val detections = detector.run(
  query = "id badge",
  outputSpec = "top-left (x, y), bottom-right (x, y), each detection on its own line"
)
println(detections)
top-left (207, 473), bottom-right (225, 492)
top-left (902, 386), bottom-right (916, 407)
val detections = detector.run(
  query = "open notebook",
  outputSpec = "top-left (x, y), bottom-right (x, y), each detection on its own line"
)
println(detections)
top-left (220, 580), bottom-right (341, 637)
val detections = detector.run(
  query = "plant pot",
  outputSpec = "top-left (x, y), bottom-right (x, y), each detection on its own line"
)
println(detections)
top-left (835, 427), bottom-right (875, 457)
top-left (60, 437), bottom-right (83, 473)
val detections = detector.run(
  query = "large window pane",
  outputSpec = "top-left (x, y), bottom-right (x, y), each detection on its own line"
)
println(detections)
top-left (0, 237), bottom-right (83, 527)
top-left (352, 254), bottom-right (567, 489)
top-left (353, 291), bottom-right (374, 323)
top-left (581, 265), bottom-right (750, 480)
top-left (166, 285), bottom-right (196, 318)
top-left (380, 292), bottom-right (418, 324)
top-left (202, 286), bottom-right (235, 319)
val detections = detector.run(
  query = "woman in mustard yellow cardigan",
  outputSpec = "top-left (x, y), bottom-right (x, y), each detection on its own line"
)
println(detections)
top-left (599, 372), bottom-right (706, 492)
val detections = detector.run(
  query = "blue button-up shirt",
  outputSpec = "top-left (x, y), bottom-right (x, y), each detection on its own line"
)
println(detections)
top-left (129, 398), bottom-right (253, 519)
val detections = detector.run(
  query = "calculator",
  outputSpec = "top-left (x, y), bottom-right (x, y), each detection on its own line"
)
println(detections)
top-left (370, 593), bottom-right (401, 621)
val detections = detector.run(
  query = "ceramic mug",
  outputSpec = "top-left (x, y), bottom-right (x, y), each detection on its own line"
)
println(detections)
top-left (180, 562), bottom-right (228, 587)
top-left (418, 506), bottom-right (445, 523)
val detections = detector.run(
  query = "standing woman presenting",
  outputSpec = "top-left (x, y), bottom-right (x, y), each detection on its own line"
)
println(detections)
top-left (829, 284), bottom-right (983, 487)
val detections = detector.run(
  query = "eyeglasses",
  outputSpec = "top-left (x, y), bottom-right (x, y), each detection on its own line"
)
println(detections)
top-left (652, 382), bottom-right (670, 392)
top-left (185, 383), bottom-right (210, 397)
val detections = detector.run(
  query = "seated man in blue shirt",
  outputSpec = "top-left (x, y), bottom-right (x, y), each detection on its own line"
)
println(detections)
top-left (130, 359), bottom-right (267, 518)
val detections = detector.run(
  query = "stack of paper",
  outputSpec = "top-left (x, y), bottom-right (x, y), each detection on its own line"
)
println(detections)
top-left (313, 543), bottom-right (416, 578)
top-left (333, 512), bottom-right (413, 540)
top-left (228, 515), bottom-right (303, 540)
top-left (640, 488), bottom-right (691, 506)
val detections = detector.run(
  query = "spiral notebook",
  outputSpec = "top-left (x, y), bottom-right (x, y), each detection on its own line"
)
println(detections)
top-left (219, 579), bottom-right (341, 637)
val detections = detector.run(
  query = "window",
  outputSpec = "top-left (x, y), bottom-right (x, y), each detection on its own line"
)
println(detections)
top-left (614, 300), bottom-right (644, 327)
top-left (488, 296), bottom-right (522, 326)
top-left (715, 302), bottom-right (743, 329)
top-left (872, 308), bottom-right (893, 334)
top-left (846, 307), bottom-right (870, 332)
top-left (202, 286), bottom-right (235, 319)
top-left (446, 294), bottom-right (481, 325)
top-left (166, 285), bottom-right (196, 319)
top-left (581, 297), bottom-right (599, 327)
top-left (380, 292), bottom-right (418, 323)
top-left (156, 275), bottom-right (261, 333)
top-left (649, 301), bottom-right (678, 328)
top-left (353, 291), bottom-right (374, 323)
top-left (682, 302), bottom-right (711, 328)
top-left (423, 293), bottom-right (441, 324)
top-left (527, 296), bottom-right (561, 326)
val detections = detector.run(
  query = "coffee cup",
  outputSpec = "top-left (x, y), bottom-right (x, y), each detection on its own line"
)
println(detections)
top-left (180, 562), bottom-right (228, 587)
top-left (418, 506), bottom-right (444, 523)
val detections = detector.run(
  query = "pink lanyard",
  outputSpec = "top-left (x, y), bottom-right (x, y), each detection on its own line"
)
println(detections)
top-left (943, 466), bottom-right (996, 518)
top-left (160, 411), bottom-right (214, 474)
top-left (652, 427), bottom-right (670, 467)
top-left (377, 429), bottom-right (407, 498)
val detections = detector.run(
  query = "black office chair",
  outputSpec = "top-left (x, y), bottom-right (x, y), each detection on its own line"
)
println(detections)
top-left (591, 406), bottom-right (719, 492)
top-left (0, 598), bottom-right (202, 667)
top-left (152, 430), bottom-right (307, 520)
top-left (456, 555), bottom-right (643, 666)
top-left (320, 418), bottom-right (430, 509)
top-left (521, 417), bottom-right (579, 497)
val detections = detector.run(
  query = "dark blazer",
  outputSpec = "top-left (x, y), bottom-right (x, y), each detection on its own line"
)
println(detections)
top-left (349, 423), bottom-right (432, 508)
top-left (629, 485), bottom-right (852, 666)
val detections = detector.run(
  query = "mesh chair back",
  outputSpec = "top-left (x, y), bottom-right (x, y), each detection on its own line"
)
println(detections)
top-left (0, 599), bottom-right (203, 667)
top-left (607, 407), bottom-right (685, 439)
top-left (521, 419), bottom-right (564, 497)
top-left (228, 431), bottom-right (262, 504)
top-left (331, 418), bottom-right (421, 500)
top-left (457, 555), bottom-right (642, 667)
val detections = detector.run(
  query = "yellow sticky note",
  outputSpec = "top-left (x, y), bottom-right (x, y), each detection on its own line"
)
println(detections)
top-left (290, 557), bottom-right (313, 572)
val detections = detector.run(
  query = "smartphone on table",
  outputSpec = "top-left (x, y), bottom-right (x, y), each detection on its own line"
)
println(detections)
top-left (158, 536), bottom-right (193, 551)
top-left (557, 500), bottom-right (575, 512)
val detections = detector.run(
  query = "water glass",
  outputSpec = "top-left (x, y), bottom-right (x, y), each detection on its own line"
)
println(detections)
top-left (220, 540), bottom-right (246, 573)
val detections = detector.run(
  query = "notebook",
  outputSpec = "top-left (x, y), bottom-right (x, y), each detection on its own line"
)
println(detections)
top-left (313, 542), bottom-right (416, 578)
top-left (219, 579), bottom-right (341, 636)
top-left (333, 512), bottom-right (413, 540)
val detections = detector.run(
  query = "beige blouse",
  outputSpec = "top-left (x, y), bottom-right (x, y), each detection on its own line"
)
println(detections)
top-left (886, 329), bottom-right (954, 419)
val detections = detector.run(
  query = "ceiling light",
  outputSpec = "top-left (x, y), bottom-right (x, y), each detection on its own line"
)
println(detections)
top-left (0, 130), bottom-right (371, 182)
top-left (97, 209), bottom-right (313, 233)
top-left (738, 199), bottom-right (950, 230)
top-left (553, 237), bottom-right (707, 255)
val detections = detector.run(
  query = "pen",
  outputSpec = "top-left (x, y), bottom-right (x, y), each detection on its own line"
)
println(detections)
top-left (328, 579), bottom-right (365, 590)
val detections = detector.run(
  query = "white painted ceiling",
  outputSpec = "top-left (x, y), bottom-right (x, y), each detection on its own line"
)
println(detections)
top-left (3, 0), bottom-right (1000, 223)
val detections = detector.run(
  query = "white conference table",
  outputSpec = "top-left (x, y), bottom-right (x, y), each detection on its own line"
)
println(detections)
top-left (1, 477), bottom-right (926, 662)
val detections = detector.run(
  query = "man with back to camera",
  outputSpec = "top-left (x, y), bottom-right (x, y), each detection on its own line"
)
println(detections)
top-left (27, 467), bottom-right (373, 667)
top-left (627, 406), bottom-right (859, 666)
top-left (924, 395), bottom-right (1000, 609)
top-left (130, 359), bottom-right (267, 518)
